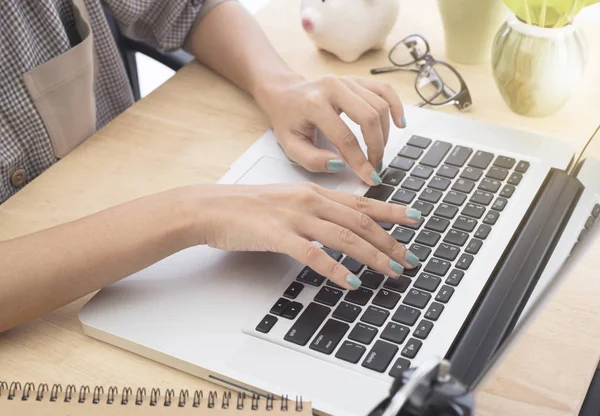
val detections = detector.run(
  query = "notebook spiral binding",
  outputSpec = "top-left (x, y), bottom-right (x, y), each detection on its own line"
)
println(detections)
top-left (0, 381), bottom-right (304, 411)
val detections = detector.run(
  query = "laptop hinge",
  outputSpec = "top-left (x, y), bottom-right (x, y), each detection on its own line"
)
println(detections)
top-left (447, 168), bottom-right (584, 387)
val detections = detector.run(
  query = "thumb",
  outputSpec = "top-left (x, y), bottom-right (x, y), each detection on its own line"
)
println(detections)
top-left (279, 133), bottom-right (347, 173)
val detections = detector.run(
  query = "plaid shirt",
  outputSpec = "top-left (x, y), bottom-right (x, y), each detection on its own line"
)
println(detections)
top-left (0, 0), bottom-right (222, 203)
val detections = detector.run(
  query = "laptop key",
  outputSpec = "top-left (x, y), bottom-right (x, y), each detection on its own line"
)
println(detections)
top-left (403, 289), bottom-right (432, 309)
top-left (377, 221), bottom-right (393, 231)
top-left (456, 253), bottom-right (474, 270)
top-left (392, 189), bottom-right (417, 204)
top-left (384, 276), bottom-right (411, 293)
top-left (475, 224), bottom-right (492, 240)
top-left (401, 338), bottom-right (423, 359)
top-left (372, 289), bottom-right (401, 309)
top-left (391, 227), bottom-right (415, 244)
top-left (419, 188), bottom-right (443, 203)
top-left (425, 302), bottom-right (444, 321)
top-left (398, 145), bottom-right (424, 160)
top-left (486, 166), bottom-right (509, 181)
top-left (586, 216), bottom-right (596, 230)
top-left (424, 258), bottom-right (451, 276)
top-left (507, 172), bottom-right (523, 186)
top-left (420, 141), bottom-right (452, 167)
top-left (445, 146), bottom-right (473, 167)
top-left (381, 322), bottom-right (410, 344)
top-left (402, 177), bottom-right (426, 191)
top-left (454, 216), bottom-right (477, 232)
top-left (452, 179), bottom-right (475, 194)
top-left (283, 282), bottom-right (304, 299)
top-left (446, 269), bottom-right (465, 286)
top-left (460, 167), bottom-right (483, 182)
top-left (593, 203), bottom-right (600, 218)
top-left (392, 305), bottom-right (421, 326)
top-left (468, 151), bottom-right (494, 169)
top-left (429, 176), bottom-right (451, 191)
top-left (256, 315), bottom-right (278, 334)
top-left (434, 203), bottom-right (459, 219)
top-left (494, 156), bottom-right (516, 169)
top-left (425, 216), bottom-right (450, 233)
top-left (314, 286), bottom-right (344, 306)
top-left (360, 270), bottom-right (385, 289)
top-left (297, 267), bottom-right (326, 286)
top-left (364, 184), bottom-right (395, 202)
top-left (433, 243), bottom-right (460, 261)
top-left (389, 358), bottom-right (412, 377)
top-left (515, 160), bottom-right (530, 173)
top-left (444, 191), bottom-right (467, 206)
top-left (500, 185), bottom-right (515, 198)
top-left (492, 197), bottom-right (508, 212)
top-left (322, 247), bottom-right (343, 261)
top-left (342, 256), bottom-right (364, 274)
top-left (361, 306), bottom-right (390, 327)
top-left (335, 341), bottom-right (366, 364)
top-left (465, 238), bottom-right (483, 255)
top-left (438, 164), bottom-right (459, 179)
top-left (412, 165), bottom-right (434, 179)
top-left (444, 229), bottom-right (469, 246)
top-left (407, 135), bottom-right (432, 149)
top-left (412, 200), bottom-right (434, 216)
top-left (415, 230), bottom-right (441, 247)
top-left (435, 286), bottom-right (454, 303)
top-left (409, 244), bottom-right (432, 262)
top-left (402, 264), bottom-right (421, 278)
top-left (345, 287), bottom-right (374, 306)
top-left (414, 273), bottom-right (441, 292)
top-left (479, 178), bottom-right (501, 193)
top-left (284, 302), bottom-right (330, 346)
top-left (483, 210), bottom-right (500, 225)
top-left (382, 168), bottom-right (406, 186)
top-left (362, 340), bottom-right (399, 372)
top-left (270, 298), bottom-right (290, 316)
top-left (349, 323), bottom-right (378, 344)
top-left (326, 280), bottom-right (346, 290)
top-left (402, 217), bottom-right (425, 230)
top-left (413, 320), bottom-right (434, 340)
top-left (462, 202), bottom-right (485, 219)
top-left (282, 302), bottom-right (304, 319)
top-left (471, 190), bottom-right (494, 206)
top-left (332, 301), bottom-right (361, 323)
top-left (390, 156), bottom-right (415, 171)
top-left (310, 319), bottom-right (349, 355)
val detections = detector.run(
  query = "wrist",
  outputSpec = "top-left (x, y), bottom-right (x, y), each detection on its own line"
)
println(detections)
top-left (162, 185), bottom-right (210, 249)
top-left (251, 69), bottom-right (305, 111)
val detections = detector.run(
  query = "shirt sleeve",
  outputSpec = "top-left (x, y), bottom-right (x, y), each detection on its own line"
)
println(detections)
top-left (101, 0), bottom-right (236, 52)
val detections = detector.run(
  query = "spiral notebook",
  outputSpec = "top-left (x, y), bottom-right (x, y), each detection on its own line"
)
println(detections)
top-left (0, 382), bottom-right (312, 415)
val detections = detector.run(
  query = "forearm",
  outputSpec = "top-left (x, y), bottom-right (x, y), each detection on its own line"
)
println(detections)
top-left (189, 1), bottom-right (301, 101)
top-left (0, 186), bottom-right (203, 333)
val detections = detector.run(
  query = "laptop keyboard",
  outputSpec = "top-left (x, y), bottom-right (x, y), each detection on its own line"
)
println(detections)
top-left (254, 135), bottom-right (530, 377)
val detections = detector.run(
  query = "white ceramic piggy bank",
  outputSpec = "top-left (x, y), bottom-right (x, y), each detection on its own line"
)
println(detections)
top-left (300, 0), bottom-right (400, 63)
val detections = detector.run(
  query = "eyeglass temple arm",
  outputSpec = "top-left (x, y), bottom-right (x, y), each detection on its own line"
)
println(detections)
top-left (370, 66), bottom-right (420, 75)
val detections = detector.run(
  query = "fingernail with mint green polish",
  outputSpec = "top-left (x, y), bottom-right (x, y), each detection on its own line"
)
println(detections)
top-left (370, 171), bottom-right (383, 185)
top-left (406, 208), bottom-right (421, 221)
top-left (327, 159), bottom-right (345, 172)
top-left (377, 161), bottom-right (383, 172)
top-left (406, 251), bottom-right (420, 267)
top-left (390, 260), bottom-right (404, 275)
top-left (346, 274), bottom-right (361, 289)
top-left (401, 115), bottom-right (407, 128)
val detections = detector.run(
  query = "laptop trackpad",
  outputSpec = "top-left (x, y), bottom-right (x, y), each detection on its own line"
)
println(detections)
top-left (234, 156), bottom-right (343, 189)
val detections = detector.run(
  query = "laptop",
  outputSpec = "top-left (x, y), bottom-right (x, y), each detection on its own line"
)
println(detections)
top-left (78, 105), bottom-right (600, 416)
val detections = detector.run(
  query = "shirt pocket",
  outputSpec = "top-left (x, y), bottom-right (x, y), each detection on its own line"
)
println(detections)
top-left (22, 0), bottom-right (96, 159)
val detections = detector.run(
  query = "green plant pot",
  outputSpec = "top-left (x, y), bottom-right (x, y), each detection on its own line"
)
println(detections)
top-left (491, 14), bottom-right (588, 117)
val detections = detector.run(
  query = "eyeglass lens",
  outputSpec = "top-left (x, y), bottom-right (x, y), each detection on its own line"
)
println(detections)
top-left (415, 62), bottom-right (462, 105)
top-left (389, 35), bottom-right (429, 67)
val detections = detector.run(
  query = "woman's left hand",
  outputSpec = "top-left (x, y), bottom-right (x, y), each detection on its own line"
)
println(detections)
top-left (255, 74), bottom-right (406, 186)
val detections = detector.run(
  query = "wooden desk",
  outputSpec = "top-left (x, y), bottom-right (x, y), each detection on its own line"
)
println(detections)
top-left (1, 0), bottom-right (600, 414)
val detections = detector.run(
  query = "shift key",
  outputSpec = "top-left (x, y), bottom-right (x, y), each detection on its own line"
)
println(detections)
top-left (420, 141), bottom-right (452, 168)
top-left (310, 319), bottom-right (349, 354)
top-left (285, 302), bottom-right (330, 346)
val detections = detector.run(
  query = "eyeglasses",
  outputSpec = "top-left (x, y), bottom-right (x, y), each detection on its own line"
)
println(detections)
top-left (370, 34), bottom-right (472, 112)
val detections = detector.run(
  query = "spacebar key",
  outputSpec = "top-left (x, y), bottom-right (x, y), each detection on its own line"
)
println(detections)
top-left (284, 302), bottom-right (331, 346)
top-left (420, 141), bottom-right (453, 167)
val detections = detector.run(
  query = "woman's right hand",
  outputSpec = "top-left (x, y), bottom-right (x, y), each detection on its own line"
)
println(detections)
top-left (194, 182), bottom-right (422, 290)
